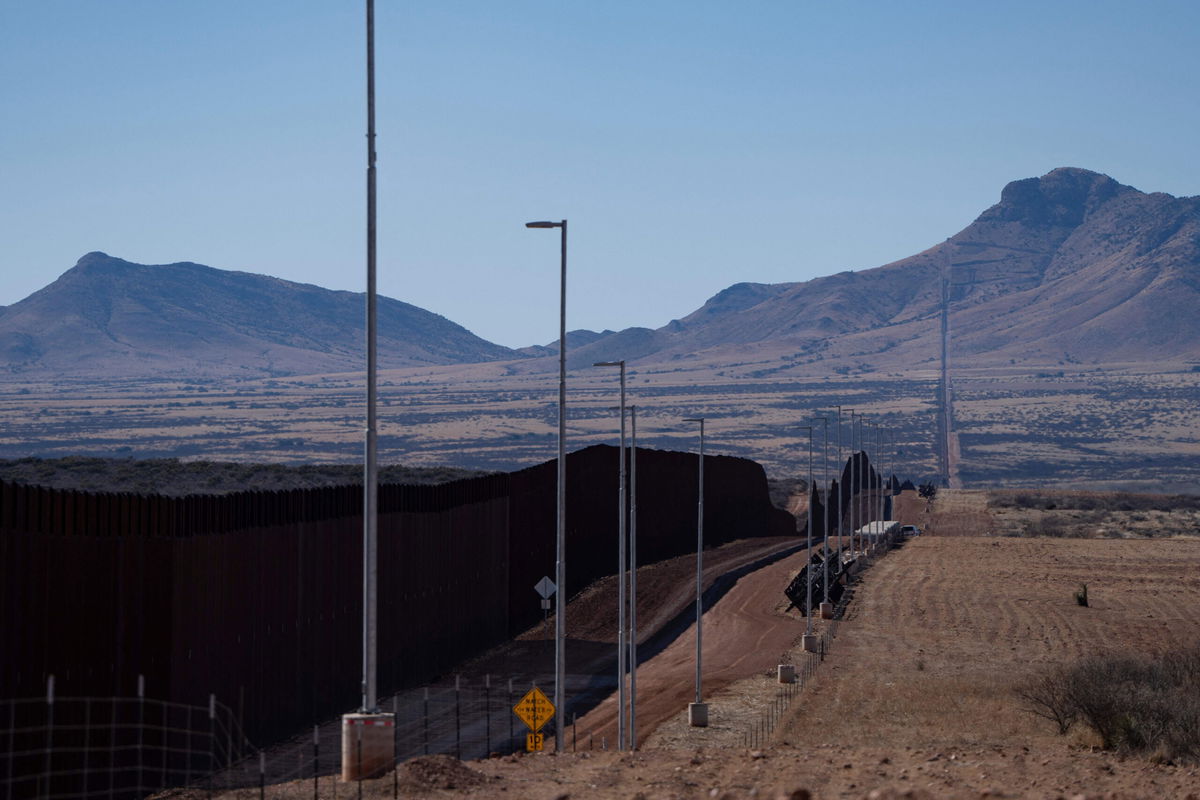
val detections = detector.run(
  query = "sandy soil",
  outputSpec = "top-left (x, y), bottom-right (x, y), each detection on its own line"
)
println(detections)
top-left (182, 490), bottom-right (1200, 799)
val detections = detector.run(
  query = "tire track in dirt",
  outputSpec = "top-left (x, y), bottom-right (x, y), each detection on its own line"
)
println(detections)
top-left (573, 547), bottom-right (814, 749)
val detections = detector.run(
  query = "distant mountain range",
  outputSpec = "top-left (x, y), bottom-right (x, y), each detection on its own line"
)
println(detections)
top-left (3, 167), bottom-right (1197, 379)
top-left (0, 253), bottom-right (514, 377)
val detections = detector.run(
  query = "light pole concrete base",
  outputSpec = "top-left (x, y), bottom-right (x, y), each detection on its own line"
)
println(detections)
top-left (777, 664), bottom-right (795, 684)
top-left (802, 633), bottom-right (819, 653)
top-left (819, 601), bottom-right (834, 619)
top-left (688, 702), bottom-right (709, 727)
top-left (341, 713), bottom-right (395, 781)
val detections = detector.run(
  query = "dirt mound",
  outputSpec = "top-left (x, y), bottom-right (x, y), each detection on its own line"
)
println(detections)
top-left (398, 754), bottom-right (490, 791)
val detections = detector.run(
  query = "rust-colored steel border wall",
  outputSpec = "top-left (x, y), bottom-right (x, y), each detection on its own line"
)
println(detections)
top-left (0, 445), bottom-right (793, 745)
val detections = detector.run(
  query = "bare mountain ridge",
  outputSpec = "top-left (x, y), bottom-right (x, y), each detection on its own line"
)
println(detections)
top-left (3, 167), bottom-right (1197, 380)
top-left (0, 252), bottom-right (515, 377)
top-left (566, 167), bottom-right (1200, 368)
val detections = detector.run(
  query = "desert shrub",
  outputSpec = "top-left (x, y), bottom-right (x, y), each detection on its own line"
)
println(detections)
top-left (1019, 648), bottom-right (1200, 762)
top-left (1021, 517), bottom-right (1074, 538)
top-left (1018, 671), bottom-right (1077, 734)
top-left (989, 491), bottom-right (1200, 514)
top-left (1012, 493), bottom-right (1038, 508)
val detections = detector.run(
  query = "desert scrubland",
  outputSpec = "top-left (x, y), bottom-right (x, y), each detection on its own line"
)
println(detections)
top-left (5, 358), bottom-right (1200, 491)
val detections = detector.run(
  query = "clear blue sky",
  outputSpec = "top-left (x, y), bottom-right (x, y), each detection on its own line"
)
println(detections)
top-left (2, 1), bottom-right (1197, 348)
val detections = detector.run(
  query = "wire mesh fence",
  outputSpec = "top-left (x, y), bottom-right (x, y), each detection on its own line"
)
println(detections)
top-left (239, 670), bottom-right (606, 793)
top-left (742, 529), bottom-right (900, 748)
top-left (1, 679), bottom-right (251, 800)
top-left (2, 670), bottom-right (605, 798)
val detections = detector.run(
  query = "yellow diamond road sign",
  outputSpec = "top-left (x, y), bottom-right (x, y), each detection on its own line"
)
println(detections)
top-left (513, 686), bottom-right (555, 732)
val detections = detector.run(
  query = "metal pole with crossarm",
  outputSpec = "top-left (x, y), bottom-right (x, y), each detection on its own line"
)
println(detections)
top-left (526, 219), bottom-right (568, 752)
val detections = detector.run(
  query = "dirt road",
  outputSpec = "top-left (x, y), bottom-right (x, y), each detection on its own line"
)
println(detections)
top-left (574, 546), bottom-right (813, 748)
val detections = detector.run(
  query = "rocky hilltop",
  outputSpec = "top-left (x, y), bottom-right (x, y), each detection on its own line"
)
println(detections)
top-left (564, 167), bottom-right (1200, 368)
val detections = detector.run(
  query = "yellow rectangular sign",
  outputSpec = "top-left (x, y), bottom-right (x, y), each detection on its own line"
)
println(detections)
top-left (513, 686), bottom-right (555, 732)
top-left (526, 732), bottom-right (544, 752)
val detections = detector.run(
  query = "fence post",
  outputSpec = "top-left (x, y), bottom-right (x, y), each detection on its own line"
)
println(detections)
top-left (258, 750), bottom-right (265, 800)
top-left (507, 679), bottom-right (513, 752)
top-left (81, 696), bottom-right (91, 799)
top-left (43, 675), bottom-right (54, 800)
top-left (208, 694), bottom-right (216, 799)
top-left (226, 714), bottom-right (234, 772)
top-left (423, 687), bottom-right (430, 756)
top-left (7, 697), bottom-right (16, 799)
top-left (454, 675), bottom-right (461, 760)
top-left (484, 674), bottom-right (490, 756)
top-left (392, 695), bottom-right (398, 799)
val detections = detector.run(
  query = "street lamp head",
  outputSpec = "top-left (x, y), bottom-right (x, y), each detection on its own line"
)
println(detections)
top-left (682, 417), bottom-right (704, 423)
top-left (526, 220), bottom-right (564, 229)
top-left (593, 360), bottom-right (624, 368)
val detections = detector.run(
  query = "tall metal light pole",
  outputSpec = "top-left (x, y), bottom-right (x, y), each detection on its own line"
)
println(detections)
top-left (798, 425), bottom-right (816, 650)
top-left (848, 410), bottom-right (858, 553)
top-left (864, 421), bottom-right (873, 552)
top-left (868, 422), bottom-right (878, 554)
top-left (342, 1), bottom-right (394, 780)
top-left (594, 360), bottom-right (627, 750)
top-left (886, 428), bottom-right (892, 517)
top-left (876, 423), bottom-right (884, 548)
top-left (880, 425), bottom-right (888, 536)
top-left (361, 0), bottom-right (379, 718)
top-left (813, 416), bottom-right (832, 618)
top-left (628, 404), bottom-right (639, 749)
top-left (868, 421), bottom-right (878, 553)
top-left (883, 427), bottom-right (891, 532)
top-left (857, 413), bottom-right (867, 551)
top-left (877, 424), bottom-right (885, 532)
top-left (835, 405), bottom-right (846, 565)
top-left (683, 417), bottom-right (707, 726)
top-left (526, 219), bottom-right (567, 752)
